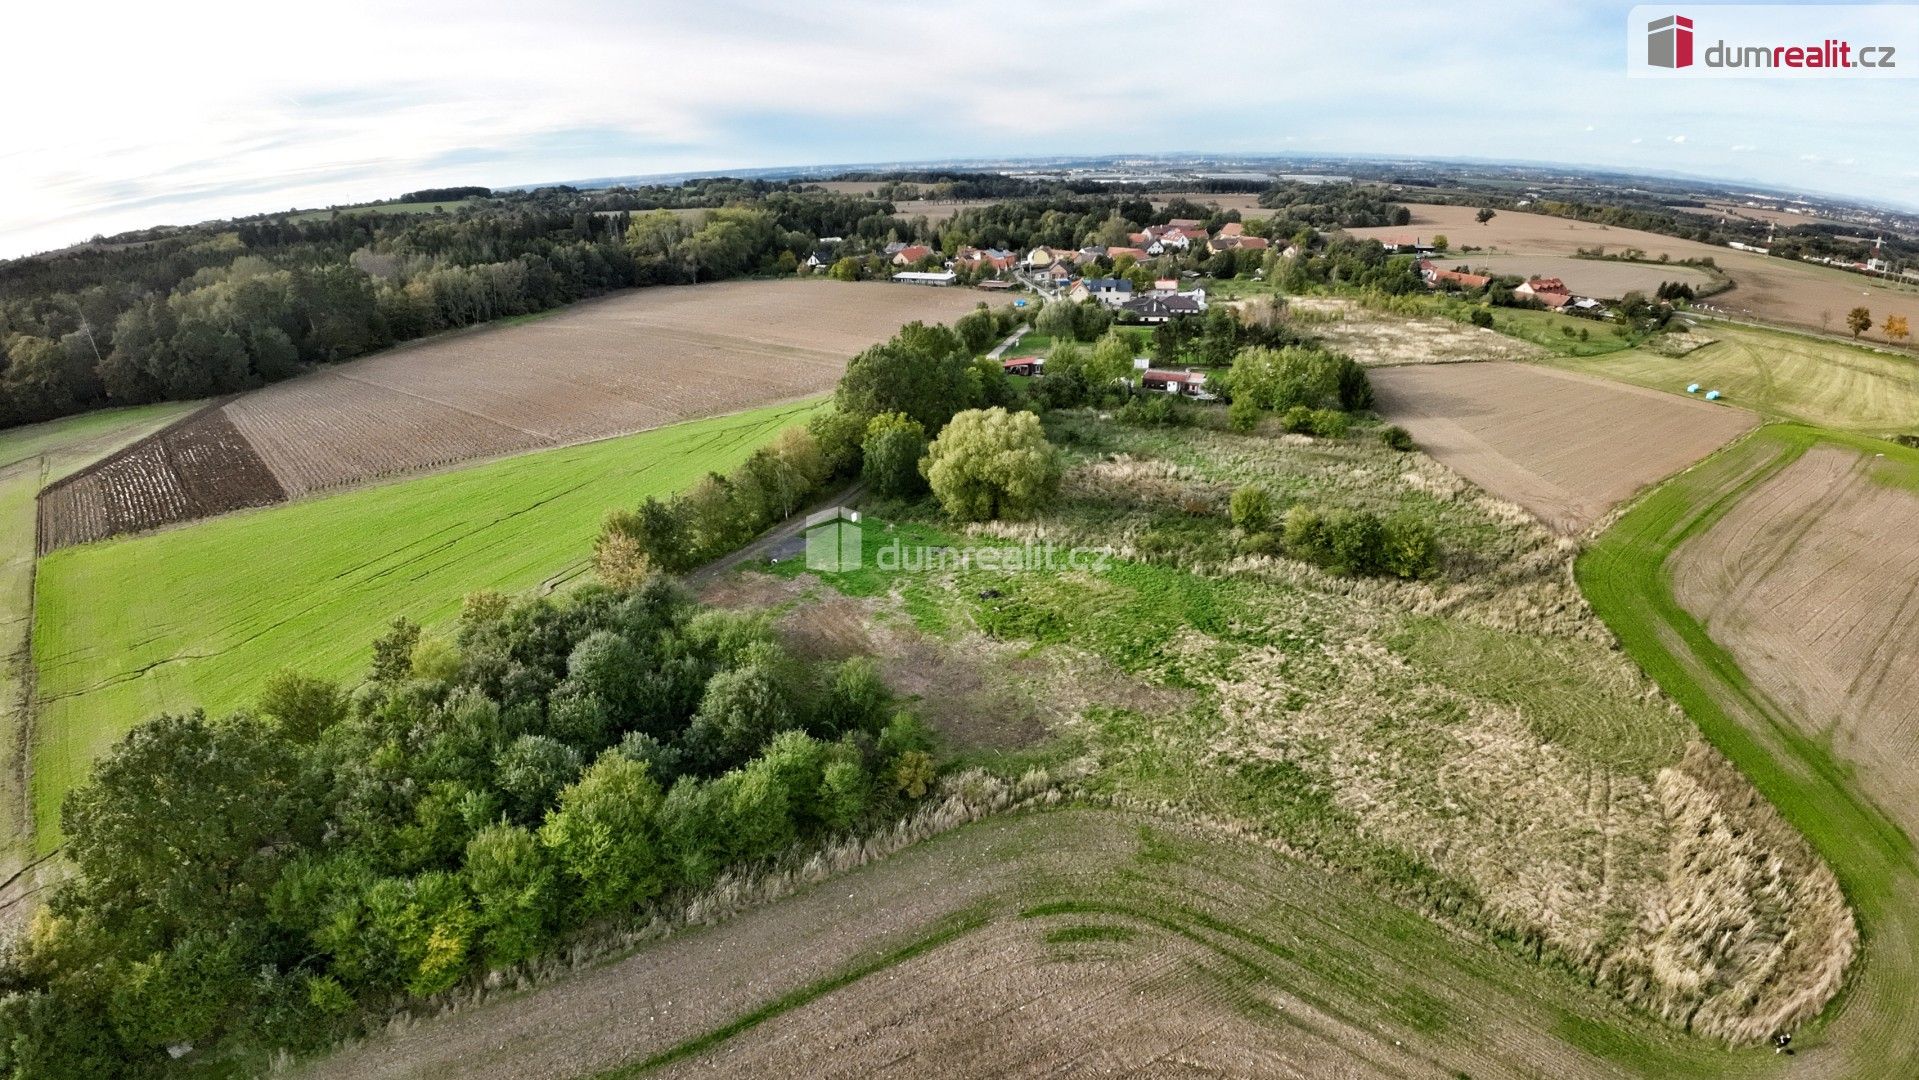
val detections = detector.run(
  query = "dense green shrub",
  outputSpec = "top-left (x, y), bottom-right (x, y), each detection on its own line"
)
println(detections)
top-left (921, 407), bottom-right (1062, 521)
top-left (1281, 504), bottom-right (1438, 578)
top-left (3, 580), bottom-right (933, 1073)
top-left (1230, 484), bottom-right (1273, 532)
top-left (1118, 393), bottom-right (1188, 428)
top-left (1381, 425), bottom-right (1415, 452)
top-left (860, 412), bottom-right (928, 498)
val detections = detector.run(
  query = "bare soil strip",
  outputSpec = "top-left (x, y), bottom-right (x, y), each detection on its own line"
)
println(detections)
top-left (1672, 445), bottom-right (1919, 840)
top-left (35, 405), bottom-right (284, 552)
top-left (1369, 362), bottom-right (1757, 533)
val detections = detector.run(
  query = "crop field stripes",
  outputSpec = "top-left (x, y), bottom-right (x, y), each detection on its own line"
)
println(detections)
top-left (35, 403), bottom-right (286, 552)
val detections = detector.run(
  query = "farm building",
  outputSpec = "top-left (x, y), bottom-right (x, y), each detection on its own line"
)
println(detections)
top-left (1002, 356), bottom-right (1044, 377)
top-left (1417, 260), bottom-right (1492, 290)
top-left (1140, 368), bottom-right (1209, 396)
top-left (892, 271), bottom-right (957, 286)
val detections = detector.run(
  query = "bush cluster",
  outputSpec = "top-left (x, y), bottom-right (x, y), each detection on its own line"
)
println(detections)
top-left (1279, 505), bottom-right (1438, 578)
top-left (2, 581), bottom-right (932, 1074)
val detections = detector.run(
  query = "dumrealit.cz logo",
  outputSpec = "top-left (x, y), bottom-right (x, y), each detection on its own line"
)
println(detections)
top-left (1630, 6), bottom-right (1919, 77)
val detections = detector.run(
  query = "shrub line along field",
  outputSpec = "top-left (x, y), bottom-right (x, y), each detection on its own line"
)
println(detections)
top-left (1368, 361), bottom-right (1757, 533)
top-left (37, 280), bottom-right (991, 549)
top-left (1578, 425), bottom-right (1919, 1077)
top-left (30, 398), bottom-right (828, 848)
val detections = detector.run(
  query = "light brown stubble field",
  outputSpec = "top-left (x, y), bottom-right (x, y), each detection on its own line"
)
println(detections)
top-left (1349, 204), bottom-right (1919, 338)
top-left (1369, 361), bottom-right (1758, 533)
top-left (1672, 445), bottom-right (1919, 840)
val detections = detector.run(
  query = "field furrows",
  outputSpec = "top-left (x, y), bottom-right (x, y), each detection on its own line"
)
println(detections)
top-left (35, 407), bottom-right (284, 552)
top-left (1672, 445), bottom-right (1919, 837)
top-left (1369, 362), bottom-right (1757, 533)
top-left (34, 281), bottom-right (990, 546)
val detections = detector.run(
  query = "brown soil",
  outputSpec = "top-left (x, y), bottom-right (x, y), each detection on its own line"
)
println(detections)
top-left (1672, 445), bottom-right (1919, 838)
top-left (1368, 362), bottom-right (1757, 534)
top-left (1288, 297), bottom-right (1545, 366)
top-left (34, 281), bottom-right (989, 550)
top-left (294, 811), bottom-right (1728, 1080)
top-left (35, 406), bottom-right (284, 552)
top-left (1350, 204), bottom-right (1919, 341)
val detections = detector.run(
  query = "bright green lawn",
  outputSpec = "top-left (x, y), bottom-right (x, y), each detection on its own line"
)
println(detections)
top-left (31, 399), bottom-right (825, 846)
top-left (0, 403), bottom-right (201, 855)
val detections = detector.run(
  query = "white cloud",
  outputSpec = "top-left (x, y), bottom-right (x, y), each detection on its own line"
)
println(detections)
top-left (1667, 135), bottom-right (1688, 144)
top-left (2, 0), bottom-right (1915, 257)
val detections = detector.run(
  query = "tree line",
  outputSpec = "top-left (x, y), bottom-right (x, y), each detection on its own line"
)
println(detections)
top-left (0, 578), bottom-right (940, 1076)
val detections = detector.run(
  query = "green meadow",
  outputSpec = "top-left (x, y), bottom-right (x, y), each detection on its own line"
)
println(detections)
top-left (31, 399), bottom-right (825, 846)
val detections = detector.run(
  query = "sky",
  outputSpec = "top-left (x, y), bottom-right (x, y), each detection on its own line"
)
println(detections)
top-left (4, 0), bottom-right (1917, 259)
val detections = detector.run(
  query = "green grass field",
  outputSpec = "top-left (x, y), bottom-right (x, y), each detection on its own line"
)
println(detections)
top-left (30, 399), bottom-right (825, 847)
top-left (1547, 322), bottom-right (1919, 433)
top-left (1578, 424), bottom-right (1919, 1075)
top-left (0, 403), bottom-right (201, 859)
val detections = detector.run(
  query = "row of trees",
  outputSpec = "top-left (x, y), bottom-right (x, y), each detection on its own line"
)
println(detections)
top-left (1, 188), bottom-right (908, 429)
top-left (1, 578), bottom-right (939, 1075)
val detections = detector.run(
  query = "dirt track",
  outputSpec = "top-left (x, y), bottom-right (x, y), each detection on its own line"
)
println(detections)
top-left (295, 811), bottom-right (1747, 1080)
top-left (1672, 445), bottom-right (1919, 838)
top-left (1369, 362), bottom-right (1757, 533)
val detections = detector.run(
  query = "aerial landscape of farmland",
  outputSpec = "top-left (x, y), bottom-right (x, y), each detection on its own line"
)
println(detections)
top-left (5, 4), bottom-right (1919, 1077)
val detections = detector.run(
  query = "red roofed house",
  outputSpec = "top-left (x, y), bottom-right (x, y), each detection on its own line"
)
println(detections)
top-left (890, 244), bottom-right (934, 267)
top-left (1514, 277), bottom-right (1572, 308)
top-left (1002, 356), bottom-right (1044, 377)
top-left (1140, 368), bottom-right (1208, 396)
top-left (1106, 246), bottom-right (1150, 264)
top-left (1417, 260), bottom-right (1492, 290)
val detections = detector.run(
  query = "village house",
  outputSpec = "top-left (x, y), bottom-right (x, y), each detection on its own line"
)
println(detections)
top-left (955, 246), bottom-right (1016, 275)
top-left (1106, 245), bottom-right (1150, 264)
top-left (1416, 260), bottom-right (1492, 290)
top-left (1514, 276), bottom-right (1572, 308)
top-left (890, 244), bottom-right (934, 267)
top-left (1001, 356), bottom-right (1044, 377)
top-left (1070, 277), bottom-right (1133, 308)
top-left (1023, 246), bottom-right (1068, 269)
top-left (1122, 293), bottom-right (1204, 323)
top-left (1139, 368), bottom-right (1209, 396)
top-left (803, 248), bottom-right (838, 271)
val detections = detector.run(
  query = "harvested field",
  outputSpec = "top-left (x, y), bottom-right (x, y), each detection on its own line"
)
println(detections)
top-left (1349, 203), bottom-right (1919, 339)
top-left (1432, 253), bottom-right (1716, 299)
top-left (298, 811), bottom-right (1779, 1080)
top-left (37, 281), bottom-right (989, 549)
top-left (1287, 296), bottom-right (1545, 365)
top-left (35, 405), bottom-right (283, 552)
top-left (1548, 321), bottom-right (1919, 434)
top-left (1672, 444), bottom-right (1919, 839)
top-left (1370, 361), bottom-right (1757, 533)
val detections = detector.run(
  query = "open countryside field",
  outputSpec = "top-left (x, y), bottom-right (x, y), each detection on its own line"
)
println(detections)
top-left (40, 281), bottom-right (989, 548)
top-left (30, 399), bottom-right (827, 848)
top-left (1349, 203), bottom-right (1919, 338)
top-left (1671, 443), bottom-right (1919, 840)
top-left (1579, 426), bottom-right (1919, 1078)
top-left (0, 403), bottom-right (198, 878)
top-left (1548, 321), bottom-right (1919, 435)
top-left (301, 811), bottom-right (1809, 1080)
top-left (1434, 253), bottom-right (1717, 298)
top-left (1370, 361), bottom-right (1757, 533)
top-left (1286, 296), bottom-right (1546, 365)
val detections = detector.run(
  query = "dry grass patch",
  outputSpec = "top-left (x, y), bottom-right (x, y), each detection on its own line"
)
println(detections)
top-left (1287, 296), bottom-right (1545, 366)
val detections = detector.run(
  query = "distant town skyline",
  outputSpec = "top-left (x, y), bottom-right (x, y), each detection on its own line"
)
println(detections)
top-left (5, 0), bottom-right (1917, 259)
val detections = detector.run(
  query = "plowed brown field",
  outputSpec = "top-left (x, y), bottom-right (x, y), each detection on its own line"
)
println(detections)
top-left (1369, 362), bottom-right (1757, 533)
top-left (1672, 445), bottom-right (1919, 837)
top-left (36, 281), bottom-right (990, 549)
top-left (35, 406), bottom-right (283, 552)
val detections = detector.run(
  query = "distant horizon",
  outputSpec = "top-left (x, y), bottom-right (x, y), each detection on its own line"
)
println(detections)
top-left (8, 149), bottom-right (1914, 262)
top-left (8, 1), bottom-right (1917, 261)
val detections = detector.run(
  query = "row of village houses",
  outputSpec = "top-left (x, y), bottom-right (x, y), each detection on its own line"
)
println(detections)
top-left (1416, 258), bottom-right (1604, 314)
top-left (805, 219), bottom-right (1276, 281)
